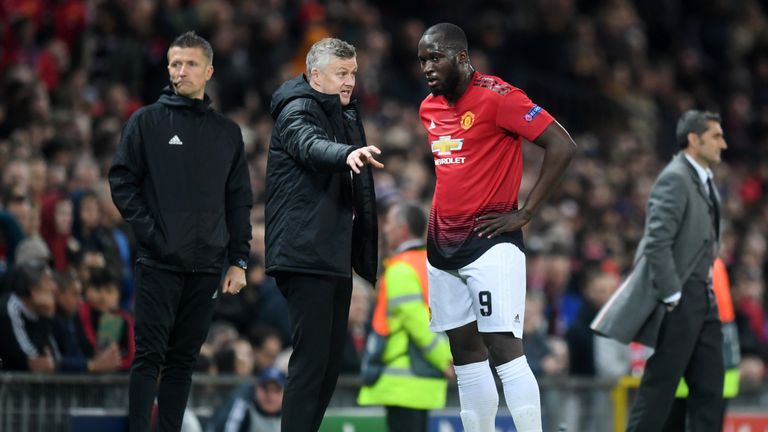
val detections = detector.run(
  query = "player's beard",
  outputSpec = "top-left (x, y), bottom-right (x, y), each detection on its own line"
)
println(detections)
top-left (432, 59), bottom-right (462, 97)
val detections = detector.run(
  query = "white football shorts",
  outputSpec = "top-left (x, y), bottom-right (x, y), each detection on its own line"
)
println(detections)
top-left (427, 243), bottom-right (526, 337)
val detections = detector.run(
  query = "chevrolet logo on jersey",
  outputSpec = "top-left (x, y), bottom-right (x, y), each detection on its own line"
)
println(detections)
top-left (431, 136), bottom-right (464, 156)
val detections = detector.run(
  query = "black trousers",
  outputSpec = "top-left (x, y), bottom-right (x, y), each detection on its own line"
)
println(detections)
top-left (627, 280), bottom-right (724, 432)
top-left (662, 398), bottom-right (729, 432)
top-left (129, 264), bottom-right (219, 432)
top-left (386, 406), bottom-right (429, 432)
top-left (277, 272), bottom-right (352, 432)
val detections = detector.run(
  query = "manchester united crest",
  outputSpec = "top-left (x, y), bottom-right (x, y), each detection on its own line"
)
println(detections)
top-left (460, 111), bottom-right (475, 130)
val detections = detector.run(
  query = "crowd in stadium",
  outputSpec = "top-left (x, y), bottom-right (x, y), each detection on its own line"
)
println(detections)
top-left (0, 0), bottom-right (767, 390)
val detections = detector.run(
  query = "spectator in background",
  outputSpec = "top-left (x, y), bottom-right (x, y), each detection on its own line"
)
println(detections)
top-left (567, 268), bottom-right (628, 378)
top-left (39, 193), bottom-right (77, 272)
top-left (265, 37), bottom-right (381, 432)
top-left (214, 255), bottom-right (291, 346)
top-left (0, 206), bottom-right (25, 273)
top-left (52, 269), bottom-right (120, 373)
top-left (95, 181), bottom-right (135, 310)
top-left (214, 338), bottom-right (255, 377)
top-left (730, 269), bottom-right (767, 384)
top-left (566, 268), bottom-right (627, 432)
top-left (76, 267), bottom-right (134, 371)
top-left (207, 367), bottom-right (284, 432)
top-left (523, 291), bottom-right (569, 378)
top-left (0, 260), bottom-right (58, 372)
top-left (198, 321), bottom-right (240, 374)
top-left (248, 324), bottom-right (285, 374)
top-left (2, 187), bottom-right (34, 236)
top-left (72, 189), bottom-right (123, 284)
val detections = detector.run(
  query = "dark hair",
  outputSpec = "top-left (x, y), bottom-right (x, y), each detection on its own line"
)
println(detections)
top-left (676, 110), bottom-right (721, 149)
top-left (391, 201), bottom-right (427, 238)
top-left (423, 22), bottom-right (468, 52)
top-left (1, 188), bottom-right (29, 208)
top-left (54, 270), bottom-right (79, 293)
top-left (87, 267), bottom-right (115, 290)
top-left (7, 261), bottom-right (49, 298)
top-left (169, 31), bottom-right (214, 64)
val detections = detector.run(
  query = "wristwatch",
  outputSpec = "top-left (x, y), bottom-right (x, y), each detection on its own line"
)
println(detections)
top-left (233, 258), bottom-right (248, 271)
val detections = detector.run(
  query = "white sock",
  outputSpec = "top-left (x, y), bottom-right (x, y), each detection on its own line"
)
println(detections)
top-left (495, 356), bottom-right (542, 432)
top-left (454, 359), bottom-right (499, 432)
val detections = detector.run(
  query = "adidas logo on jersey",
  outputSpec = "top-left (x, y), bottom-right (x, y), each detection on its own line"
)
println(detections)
top-left (168, 135), bottom-right (183, 145)
top-left (429, 119), bottom-right (436, 130)
top-left (514, 314), bottom-right (520, 323)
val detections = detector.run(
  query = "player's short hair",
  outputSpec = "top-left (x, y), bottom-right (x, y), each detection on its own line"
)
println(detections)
top-left (169, 31), bottom-right (214, 64)
top-left (423, 22), bottom-right (468, 53)
top-left (676, 110), bottom-right (721, 149)
top-left (391, 201), bottom-right (427, 238)
top-left (306, 38), bottom-right (356, 73)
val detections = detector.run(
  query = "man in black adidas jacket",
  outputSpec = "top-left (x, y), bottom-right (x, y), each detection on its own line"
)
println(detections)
top-left (109, 32), bottom-right (252, 432)
top-left (266, 37), bottom-right (382, 432)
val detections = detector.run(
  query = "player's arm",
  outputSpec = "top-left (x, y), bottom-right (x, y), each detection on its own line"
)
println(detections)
top-left (476, 121), bottom-right (577, 238)
top-left (522, 121), bottom-right (577, 215)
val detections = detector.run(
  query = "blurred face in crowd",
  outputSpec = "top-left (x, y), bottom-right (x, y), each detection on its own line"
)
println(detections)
top-left (687, 120), bottom-right (727, 168)
top-left (167, 46), bottom-right (213, 100)
top-left (6, 191), bottom-right (32, 234)
top-left (232, 339), bottom-right (255, 376)
top-left (27, 159), bottom-right (47, 195)
top-left (253, 335), bottom-right (282, 371)
top-left (79, 195), bottom-right (100, 230)
top-left (584, 272), bottom-right (619, 307)
top-left (310, 55), bottom-right (357, 106)
top-left (85, 283), bottom-right (119, 313)
top-left (56, 278), bottom-right (82, 317)
top-left (30, 269), bottom-right (57, 318)
top-left (382, 206), bottom-right (408, 253)
top-left (54, 199), bottom-right (73, 235)
top-left (254, 381), bottom-right (283, 415)
top-left (417, 34), bottom-right (465, 97)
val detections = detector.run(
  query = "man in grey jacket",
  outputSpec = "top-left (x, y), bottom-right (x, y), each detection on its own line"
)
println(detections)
top-left (600, 110), bottom-right (727, 431)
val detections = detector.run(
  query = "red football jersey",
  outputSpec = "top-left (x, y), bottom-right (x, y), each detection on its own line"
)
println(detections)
top-left (420, 72), bottom-right (554, 270)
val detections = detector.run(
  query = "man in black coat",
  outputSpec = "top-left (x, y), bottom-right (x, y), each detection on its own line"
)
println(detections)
top-left (266, 37), bottom-right (382, 432)
top-left (109, 31), bottom-right (252, 432)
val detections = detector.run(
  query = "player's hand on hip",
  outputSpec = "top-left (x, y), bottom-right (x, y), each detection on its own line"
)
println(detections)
top-left (475, 208), bottom-right (533, 239)
top-left (347, 145), bottom-right (384, 174)
top-left (222, 266), bottom-right (247, 295)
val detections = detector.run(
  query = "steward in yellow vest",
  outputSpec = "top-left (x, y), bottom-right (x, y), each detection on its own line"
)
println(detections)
top-left (358, 202), bottom-right (452, 432)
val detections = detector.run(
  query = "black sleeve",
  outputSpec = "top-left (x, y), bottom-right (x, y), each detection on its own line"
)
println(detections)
top-left (0, 315), bottom-right (32, 371)
top-left (225, 126), bottom-right (253, 267)
top-left (108, 111), bottom-right (158, 249)
top-left (276, 99), bottom-right (354, 172)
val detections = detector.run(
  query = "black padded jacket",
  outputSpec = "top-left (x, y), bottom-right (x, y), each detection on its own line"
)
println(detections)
top-left (109, 87), bottom-right (253, 273)
top-left (265, 75), bottom-right (378, 284)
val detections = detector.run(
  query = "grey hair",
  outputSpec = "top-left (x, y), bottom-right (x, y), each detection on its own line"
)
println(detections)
top-left (169, 31), bottom-right (214, 64)
top-left (676, 110), bottom-right (721, 149)
top-left (305, 38), bottom-right (356, 73)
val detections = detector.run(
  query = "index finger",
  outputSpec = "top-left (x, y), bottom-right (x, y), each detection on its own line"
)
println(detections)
top-left (367, 156), bottom-right (384, 168)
